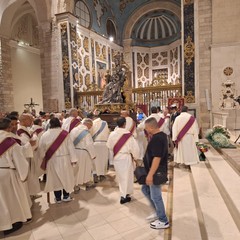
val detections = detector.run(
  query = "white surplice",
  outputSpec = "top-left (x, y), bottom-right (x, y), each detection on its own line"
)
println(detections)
top-left (107, 128), bottom-right (140, 197)
top-left (0, 131), bottom-right (32, 231)
top-left (17, 125), bottom-right (41, 195)
top-left (70, 125), bottom-right (96, 185)
top-left (62, 116), bottom-right (81, 132)
top-left (125, 116), bottom-right (137, 138)
top-left (92, 118), bottom-right (110, 176)
top-left (39, 128), bottom-right (77, 193)
top-left (172, 112), bottom-right (199, 165)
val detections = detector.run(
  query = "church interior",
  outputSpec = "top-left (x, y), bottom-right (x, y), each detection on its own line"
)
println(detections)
top-left (0, 0), bottom-right (240, 239)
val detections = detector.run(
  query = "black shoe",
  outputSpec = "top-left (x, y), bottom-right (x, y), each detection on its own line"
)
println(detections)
top-left (99, 175), bottom-right (106, 182)
top-left (3, 222), bottom-right (23, 235)
top-left (23, 218), bottom-right (32, 225)
top-left (126, 194), bottom-right (131, 201)
top-left (93, 174), bottom-right (99, 183)
top-left (120, 196), bottom-right (131, 204)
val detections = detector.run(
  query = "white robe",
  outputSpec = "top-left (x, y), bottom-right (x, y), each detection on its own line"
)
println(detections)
top-left (70, 125), bottom-right (96, 185)
top-left (92, 118), bottom-right (109, 176)
top-left (17, 125), bottom-right (41, 195)
top-left (0, 131), bottom-right (32, 231)
top-left (125, 116), bottom-right (137, 138)
top-left (172, 112), bottom-right (199, 165)
top-left (39, 128), bottom-right (77, 193)
top-left (30, 125), bottom-right (45, 177)
top-left (107, 128), bottom-right (140, 197)
top-left (62, 116), bottom-right (81, 132)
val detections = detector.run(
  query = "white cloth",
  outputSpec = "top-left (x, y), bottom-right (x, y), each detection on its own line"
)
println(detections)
top-left (62, 116), bottom-right (81, 132)
top-left (30, 125), bottom-right (45, 177)
top-left (70, 125), bottom-right (96, 185)
top-left (107, 128), bottom-right (140, 197)
top-left (172, 112), bottom-right (199, 165)
top-left (92, 118), bottom-right (109, 176)
top-left (0, 131), bottom-right (32, 231)
top-left (125, 116), bottom-right (137, 138)
top-left (17, 125), bottom-right (40, 195)
top-left (39, 128), bottom-right (77, 193)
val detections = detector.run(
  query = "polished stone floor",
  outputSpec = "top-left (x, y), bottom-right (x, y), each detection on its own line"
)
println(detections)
top-left (0, 168), bottom-right (170, 240)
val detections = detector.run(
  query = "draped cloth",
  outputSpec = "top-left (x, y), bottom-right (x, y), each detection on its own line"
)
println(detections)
top-left (0, 131), bottom-right (32, 231)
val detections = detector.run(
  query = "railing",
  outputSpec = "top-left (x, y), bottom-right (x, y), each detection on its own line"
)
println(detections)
top-left (77, 84), bottom-right (182, 113)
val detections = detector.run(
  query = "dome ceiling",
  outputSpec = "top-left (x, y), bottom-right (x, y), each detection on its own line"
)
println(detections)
top-left (131, 10), bottom-right (181, 46)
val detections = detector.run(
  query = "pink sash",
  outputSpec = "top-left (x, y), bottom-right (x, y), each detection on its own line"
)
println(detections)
top-left (175, 116), bottom-right (195, 148)
top-left (17, 128), bottom-right (31, 138)
top-left (32, 128), bottom-right (44, 136)
top-left (69, 118), bottom-right (81, 132)
top-left (158, 118), bottom-right (165, 128)
top-left (40, 130), bottom-right (68, 170)
top-left (0, 138), bottom-right (16, 157)
top-left (113, 133), bottom-right (132, 157)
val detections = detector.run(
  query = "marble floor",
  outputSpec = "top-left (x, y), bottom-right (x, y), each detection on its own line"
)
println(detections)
top-left (0, 168), bottom-right (170, 240)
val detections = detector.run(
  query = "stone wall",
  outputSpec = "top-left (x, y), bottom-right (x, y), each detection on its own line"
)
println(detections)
top-left (39, 22), bottom-right (64, 112)
top-left (0, 37), bottom-right (14, 113)
top-left (197, 0), bottom-right (212, 130)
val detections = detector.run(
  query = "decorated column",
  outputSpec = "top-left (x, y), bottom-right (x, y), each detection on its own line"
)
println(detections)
top-left (183, 0), bottom-right (195, 103)
top-left (56, 13), bottom-right (78, 109)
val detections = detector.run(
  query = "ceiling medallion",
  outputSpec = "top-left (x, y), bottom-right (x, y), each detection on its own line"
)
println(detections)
top-left (223, 67), bottom-right (233, 76)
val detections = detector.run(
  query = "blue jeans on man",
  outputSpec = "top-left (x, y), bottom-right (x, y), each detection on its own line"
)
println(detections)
top-left (142, 184), bottom-right (168, 223)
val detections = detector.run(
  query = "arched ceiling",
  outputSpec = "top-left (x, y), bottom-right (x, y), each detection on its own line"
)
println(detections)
top-left (0, 0), bottom-right (50, 37)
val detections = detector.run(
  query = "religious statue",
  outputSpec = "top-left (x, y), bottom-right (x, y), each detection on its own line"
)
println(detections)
top-left (98, 53), bottom-right (128, 104)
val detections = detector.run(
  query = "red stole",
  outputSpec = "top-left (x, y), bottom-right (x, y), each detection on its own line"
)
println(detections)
top-left (17, 128), bottom-right (31, 138)
top-left (32, 128), bottom-right (44, 136)
top-left (69, 118), bottom-right (81, 132)
top-left (175, 116), bottom-right (195, 148)
top-left (113, 133), bottom-right (132, 157)
top-left (158, 118), bottom-right (165, 128)
top-left (40, 130), bottom-right (68, 170)
top-left (0, 138), bottom-right (17, 157)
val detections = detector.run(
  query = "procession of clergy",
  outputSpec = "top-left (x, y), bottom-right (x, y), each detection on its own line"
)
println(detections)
top-left (0, 104), bottom-right (200, 235)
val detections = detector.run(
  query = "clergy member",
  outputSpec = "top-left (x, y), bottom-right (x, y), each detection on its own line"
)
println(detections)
top-left (39, 117), bottom-right (77, 203)
top-left (70, 118), bottom-right (96, 192)
top-left (172, 106), bottom-right (199, 166)
top-left (62, 108), bottom-right (81, 132)
top-left (107, 117), bottom-right (140, 204)
top-left (0, 118), bottom-right (32, 235)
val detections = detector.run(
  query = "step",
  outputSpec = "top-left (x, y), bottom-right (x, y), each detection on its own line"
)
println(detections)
top-left (171, 167), bottom-right (202, 240)
top-left (191, 161), bottom-right (240, 240)
top-left (204, 147), bottom-right (240, 230)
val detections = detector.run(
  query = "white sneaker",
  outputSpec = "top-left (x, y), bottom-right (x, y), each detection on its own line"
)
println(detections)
top-left (146, 213), bottom-right (158, 221)
top-left (150, 219), bottom-right (170, 229)
top-left (62, 196), bottom-right (73, 202)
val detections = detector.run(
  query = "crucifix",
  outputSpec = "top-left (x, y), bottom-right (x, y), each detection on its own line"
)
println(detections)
top-left (24, 98), bottom-right (39, 112)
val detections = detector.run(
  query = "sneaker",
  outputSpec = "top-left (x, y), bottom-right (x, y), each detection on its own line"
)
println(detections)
top-left (62, 196), bottom-right (73, 202)
top-left (54, 198), bottom-right (62, 204)
top-left (150, 219), bottom-right (170, 229)
top-left (146, 213), bottom-right (158, 221)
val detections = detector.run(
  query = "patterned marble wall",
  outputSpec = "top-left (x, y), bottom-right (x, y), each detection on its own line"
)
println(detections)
top-left (183, 0), bottom-right (195, 103)
top-left (132, 41), bottom-right (181, 88)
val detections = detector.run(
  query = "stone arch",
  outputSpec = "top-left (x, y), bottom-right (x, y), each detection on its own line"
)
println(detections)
top-left (123, 1), bottom-right (181, 40)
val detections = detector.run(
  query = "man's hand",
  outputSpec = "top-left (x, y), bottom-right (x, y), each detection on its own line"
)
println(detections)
top-left (146, 174), bottom-right (153, 185)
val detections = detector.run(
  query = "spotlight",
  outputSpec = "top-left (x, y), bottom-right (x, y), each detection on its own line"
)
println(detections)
top-left (109, 36), bottom-right (114, 42)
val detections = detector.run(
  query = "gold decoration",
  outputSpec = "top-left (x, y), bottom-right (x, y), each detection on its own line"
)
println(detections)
top-left (184, 36), bottom-right (195, 65)
top-left (84, 56), bottom-right (90, 70)
top-left (62, 56), bottom-right (69, 78)
top-left (151, 74), bottom-right (169, 86)
top-left (60, 23), bottom-right (67, 35)
top-left (77, 34), bottom-right (81, 48)
top-left (95, 42), bottom-right (100, 57)
top-left (185, 91), bottom-right (195, 103)
top-left (102, 45), bottom-right (106, 60)
top-left (83, 37), bottom-right (89, 52)
top-left (65, 98), bottom-right (71, 109)
top-left (223, 67), bottom-right (233, 76)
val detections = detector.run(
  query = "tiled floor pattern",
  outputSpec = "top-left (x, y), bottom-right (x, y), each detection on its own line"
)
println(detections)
top-left (0, 168), bottom-right (171, 240)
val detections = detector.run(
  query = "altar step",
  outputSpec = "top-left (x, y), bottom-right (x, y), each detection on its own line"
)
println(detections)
top-left (171, 146), bottom-right (240, 240)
